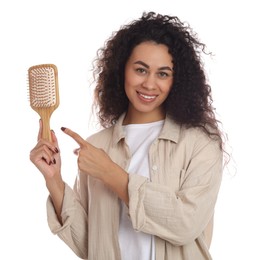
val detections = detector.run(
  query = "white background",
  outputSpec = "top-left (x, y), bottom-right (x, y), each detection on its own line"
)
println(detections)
top-left (0, 0), bottom-right (255, 259)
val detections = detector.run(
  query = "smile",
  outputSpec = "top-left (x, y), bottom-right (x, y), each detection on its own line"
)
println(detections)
top-left (137, 91), bottom-right (157, 101)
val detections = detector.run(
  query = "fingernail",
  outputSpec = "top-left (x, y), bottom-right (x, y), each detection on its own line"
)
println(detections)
top-left (55, 147), bottom-right (59, 153)
top-left (53, 158), bottom-right (56, 164)
top-left (61, 127), bottom-right (66, 131)
top-left (51, 129), bottom-right (55, 133)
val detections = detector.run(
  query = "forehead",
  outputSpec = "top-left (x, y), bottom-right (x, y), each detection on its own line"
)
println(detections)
top-left (128, 41), bottom-right (173, 65)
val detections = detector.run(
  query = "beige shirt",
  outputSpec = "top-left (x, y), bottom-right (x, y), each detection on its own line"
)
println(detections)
top-left (47, 114), bottom-right (223, 260)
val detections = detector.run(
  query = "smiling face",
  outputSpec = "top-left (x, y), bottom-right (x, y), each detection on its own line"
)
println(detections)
top-left (123, 41), bottom-right (174, 124)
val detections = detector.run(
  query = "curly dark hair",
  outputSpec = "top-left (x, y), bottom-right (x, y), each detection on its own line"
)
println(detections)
top-left (93, 12), bottom-right (224, 149)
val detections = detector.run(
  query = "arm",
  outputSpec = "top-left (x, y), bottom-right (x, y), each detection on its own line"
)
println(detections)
top-left (60, 127), bottom-right (222, 247)
top-left (128, 137), bottom-right (223, 246)
top-left (30, 122), bottom-right (88, 258)
top-left (61, 127), bottom-right (129, 205)
top-left (29, 120), bottom-right (65, 223)
top-left (47, 179), bottom-right (89, 259)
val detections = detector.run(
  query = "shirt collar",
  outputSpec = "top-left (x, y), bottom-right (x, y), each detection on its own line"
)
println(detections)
top-left (112, 113), bottom-right (181, 145)
top-left (112, 113), bottom-right (126, 145)
top-left (159, 115), bottom-right (180, 143)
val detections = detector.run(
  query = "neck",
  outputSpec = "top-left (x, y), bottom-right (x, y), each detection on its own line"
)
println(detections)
top-left (123, 107), bottom-right (165, 125)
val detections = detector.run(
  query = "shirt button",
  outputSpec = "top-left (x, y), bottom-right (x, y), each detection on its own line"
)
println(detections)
top-left (152, 165), bottom-right (158, 171)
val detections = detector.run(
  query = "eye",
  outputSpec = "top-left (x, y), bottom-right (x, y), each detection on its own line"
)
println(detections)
top-left (135, 67), bottom-right (147, 74)
top-left (158, 71), bottom-right (170, 78)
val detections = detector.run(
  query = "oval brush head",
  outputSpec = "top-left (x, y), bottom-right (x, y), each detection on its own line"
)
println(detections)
top-left (28, 64), bottom-right (59, 141)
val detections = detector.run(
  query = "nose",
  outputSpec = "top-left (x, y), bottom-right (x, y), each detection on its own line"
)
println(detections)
top-left (142, 73), bottom-right (156, 90)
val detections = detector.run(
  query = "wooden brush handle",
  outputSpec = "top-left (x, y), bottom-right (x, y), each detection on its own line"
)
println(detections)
top-left (40, 112), bottom-right (52, 142)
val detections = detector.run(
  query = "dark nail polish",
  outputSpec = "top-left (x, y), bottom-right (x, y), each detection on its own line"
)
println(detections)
top-left (55, 147), bottom-right (59, 153)
top-left (53, 158), bottom-right (56, 164)
top-left (61, 127), bottom-right (66, 131)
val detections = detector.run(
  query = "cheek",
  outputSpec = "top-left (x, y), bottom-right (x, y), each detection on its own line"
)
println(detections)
top-left (124, 71), bottom-right (141, 93)
top-left (124, 70), bottom-right (132, 90)
top-left (124, 78), bottom-right (133, 99)
top-left (161, 80), bottom-right (173, 95)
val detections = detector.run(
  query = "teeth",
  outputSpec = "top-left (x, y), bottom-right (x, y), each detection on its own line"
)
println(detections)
top-left (139, 93), bottom-right (156, 100)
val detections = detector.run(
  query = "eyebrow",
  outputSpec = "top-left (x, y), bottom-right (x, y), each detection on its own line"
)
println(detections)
top-left (134, 61), bottom-right (173, 71)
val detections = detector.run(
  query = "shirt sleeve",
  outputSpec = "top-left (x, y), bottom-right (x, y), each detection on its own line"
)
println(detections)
top-left (128, 137), bottom-right (223, 246)
top-left (46, 181), bottom-right (88, 259)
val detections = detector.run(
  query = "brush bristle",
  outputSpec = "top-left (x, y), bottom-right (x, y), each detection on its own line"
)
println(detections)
top-left (28, 64), bottom-right (57, 108)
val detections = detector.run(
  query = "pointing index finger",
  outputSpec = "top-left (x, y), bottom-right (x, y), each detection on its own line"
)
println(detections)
top-left (61, 127), bottom-right (87, 147)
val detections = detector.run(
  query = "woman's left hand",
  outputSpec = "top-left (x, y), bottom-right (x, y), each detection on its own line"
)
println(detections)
top-left (61, 127), bottom-right (114, 180)
top-left (61, 126), bottom-right (129, 204)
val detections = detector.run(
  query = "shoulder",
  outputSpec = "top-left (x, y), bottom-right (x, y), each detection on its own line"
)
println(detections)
top-left (179, 125), bottom-right (222, 158)
top-left (180, 126), bottom-right (208, 142)
top-left (86, 113), bottom-right (126, 148)
top-left (86, 126), bottom-right (114, 148)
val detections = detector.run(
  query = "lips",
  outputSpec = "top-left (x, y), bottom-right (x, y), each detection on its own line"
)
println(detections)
top-left (137, 91), bottom-right (157, 102)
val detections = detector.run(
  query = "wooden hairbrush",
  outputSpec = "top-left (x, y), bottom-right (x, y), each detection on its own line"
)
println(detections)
top-left (28, 64), bottom-right (59, 142)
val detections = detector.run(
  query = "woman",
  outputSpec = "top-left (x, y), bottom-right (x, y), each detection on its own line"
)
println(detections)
top-left (30, 12), bottom-right (224, 260)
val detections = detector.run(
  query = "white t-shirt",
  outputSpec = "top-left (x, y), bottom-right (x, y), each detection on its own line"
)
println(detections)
top-left (118, 120), bottom-right (164, 260)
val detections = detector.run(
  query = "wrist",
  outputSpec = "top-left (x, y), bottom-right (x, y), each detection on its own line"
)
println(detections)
top-left (102, 163), bottom-right (129, 205)
top-left (45, 174), bottom-right (65, 194)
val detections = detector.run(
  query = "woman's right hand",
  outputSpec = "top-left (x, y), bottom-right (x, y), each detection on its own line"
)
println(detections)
top-left (30, 120), bottom-right (61, 182)
top-left (30, 120), bottom-right (65, 223)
